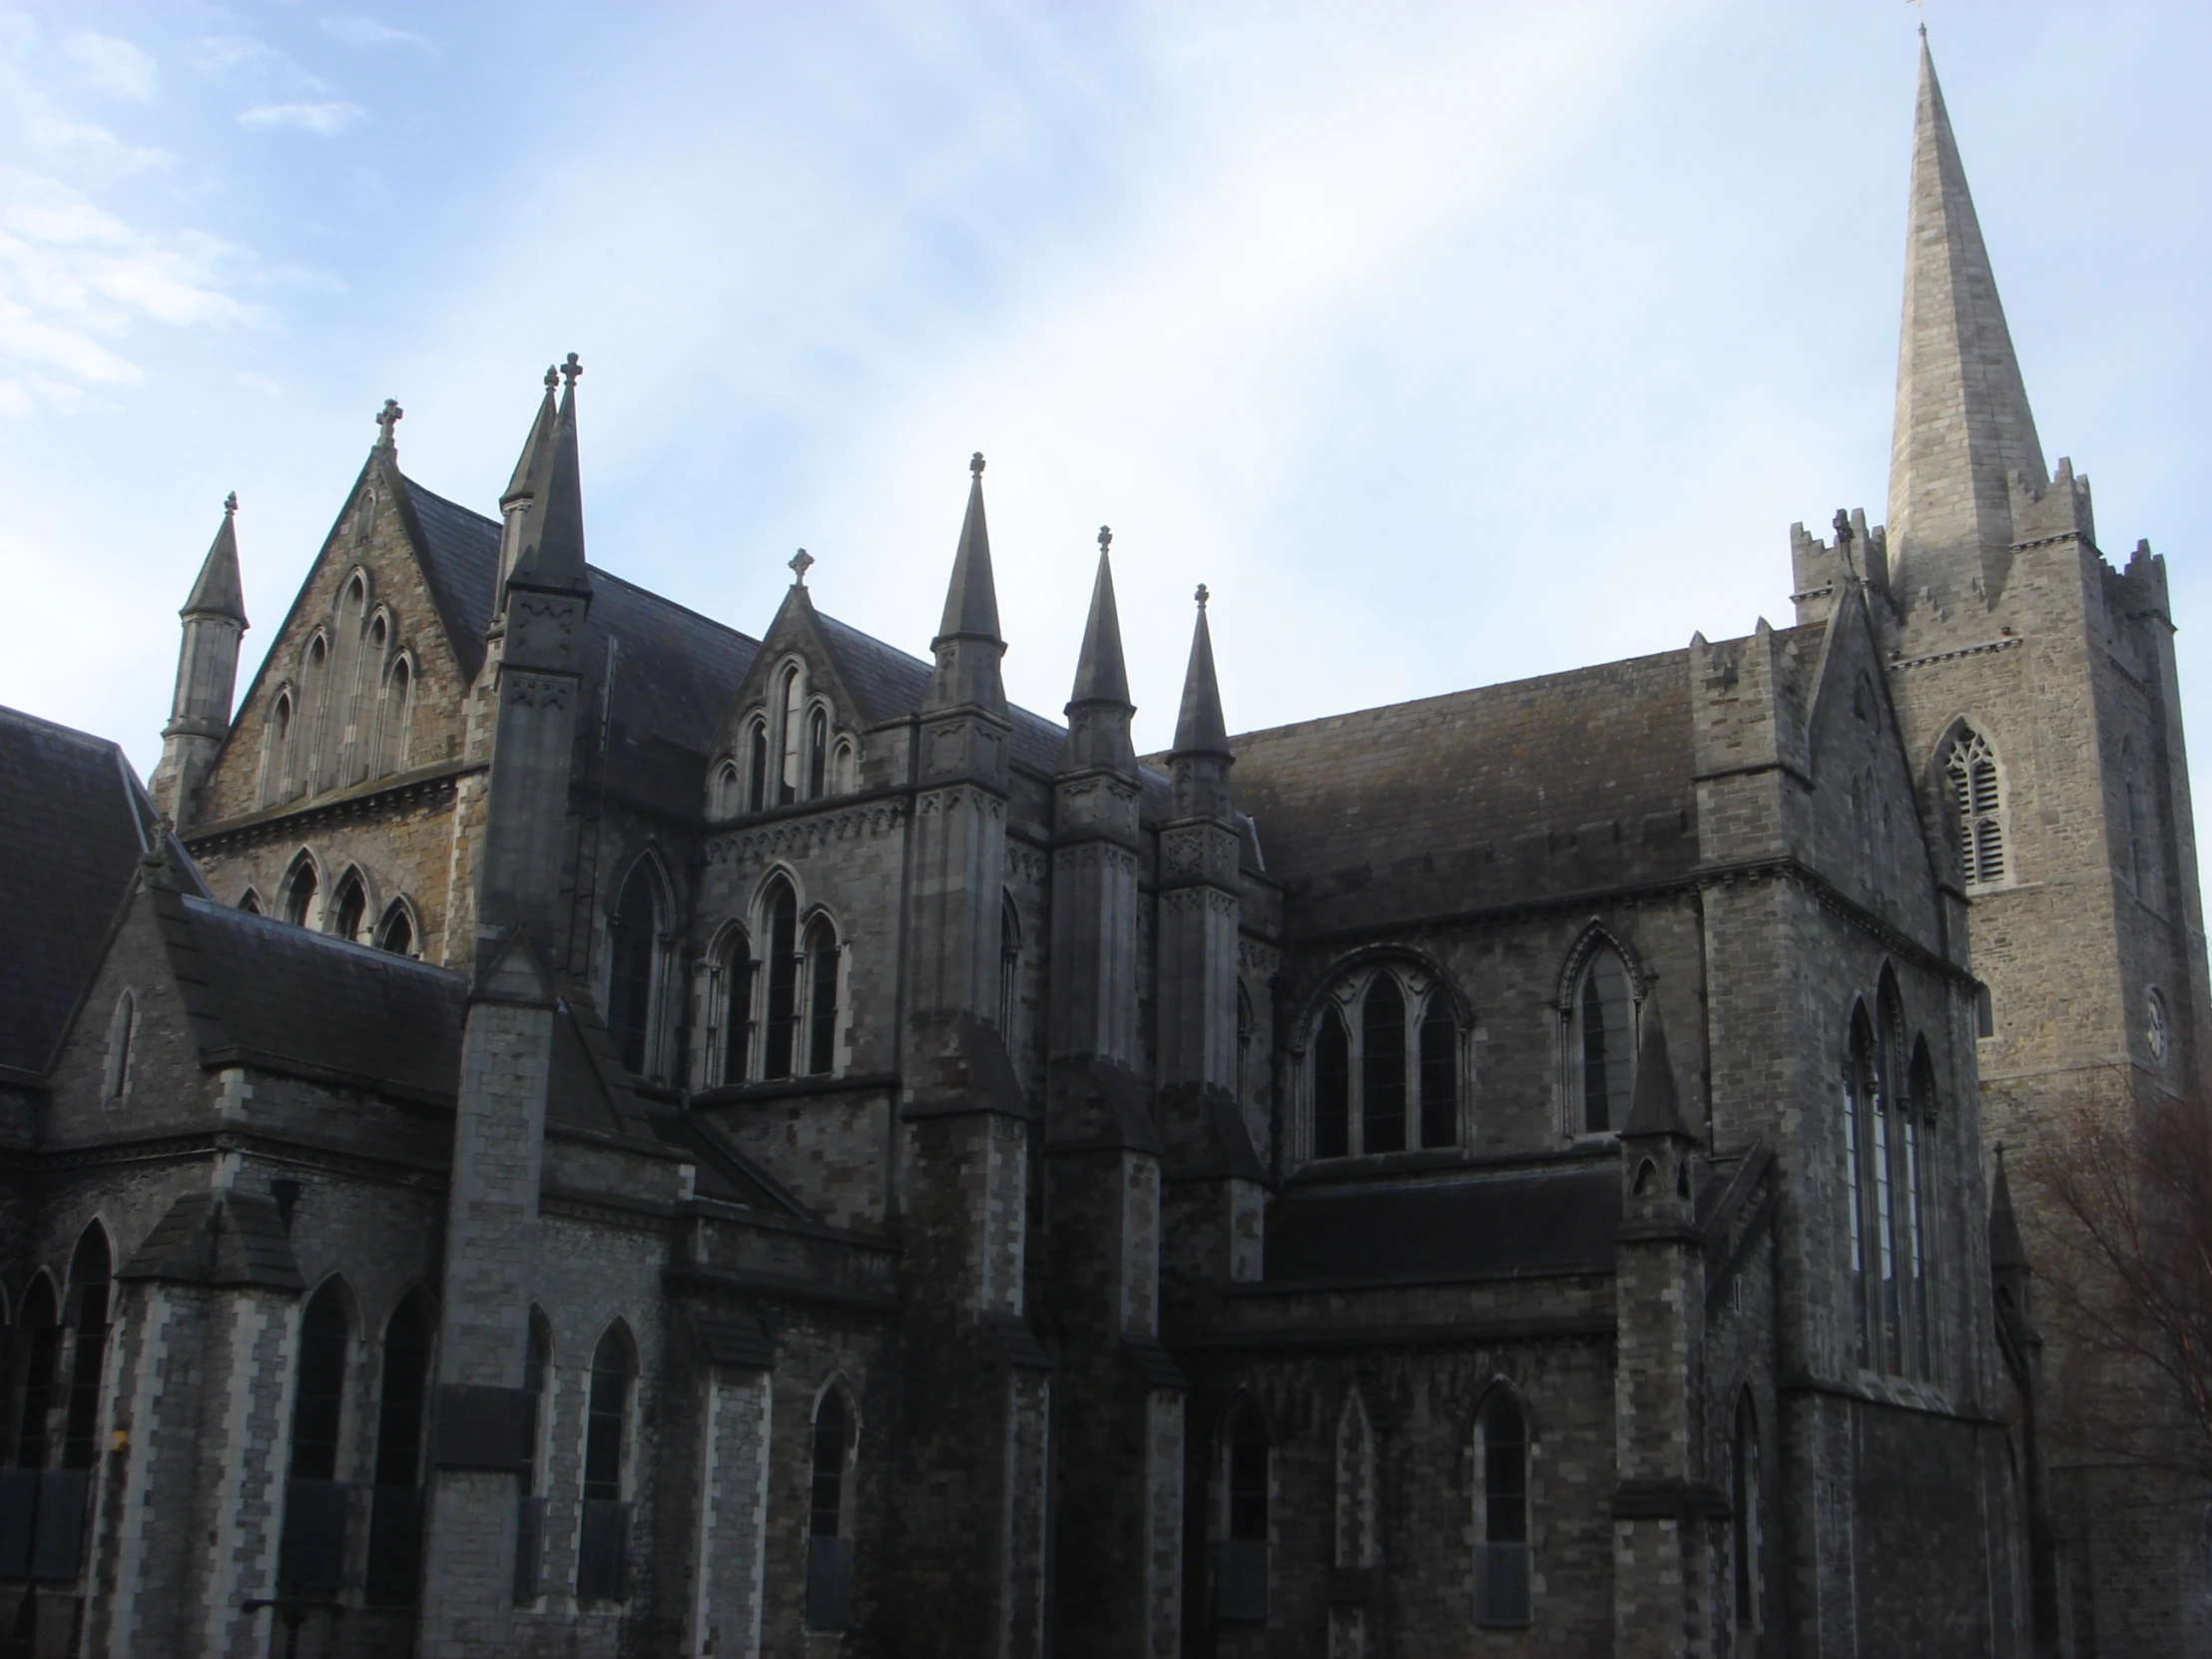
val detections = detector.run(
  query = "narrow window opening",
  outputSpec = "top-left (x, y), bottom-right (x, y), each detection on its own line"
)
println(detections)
top-left (763, 882), bottom-right (800, 1080)
top-left (805, 918), bottom-right (840, 1076)
top-left (1237, 984), bottom-right (1256, 1110)
top-left (278, 1282), bottom-right (349, 1594)
top-left (60, 1230), bottom-right (110, 1471)
top-left (807, 708), bottom-right (829, 801)
top-left (1313, 1007), bottom-right (1351, 1159)
top-left (607, 862), bottom-right (660, 1077)
top-left (1418, 1001), bottom-right (1457, 1149)
top-left (1216, 1400), bottom-right (1270, 1622)
top-left (999, 896), bottom-right (1021, 1038)
top-left (366, 1293), bottom-right (432, 1602)
top-left (577, 1328), bottom-right (633, 1602)
top-left (1476, 1392), bottom-right (1531, 1626)
top-left (379, 658), bottom-right (411, 777)
top-left (1945, 730), bottom-right (2007, 888)
top-left (1733, 1394), bottom-right (1762, 1636)
top-left (807, 1390), bottom-right (853, 1630)
top-left (1361, 977), bottom-right (1407, 1154)
top-left (282, 860), bottom-right (318, 929)
top-left (12, 1280), bottom-right (58, 1470)
top-left (374, 902), bottom-right (414, 958)
top-left (778, 669), bottom-right (803, 806)
top-left (719, 930), bottom-right (755, 1086)
top-left (332, 873), bottom-right (367, 942)
top-left (747, 720), bottom-right (770, 813)
top-left (102, 993), bottom-right (135, 1106)
top-left (1575, 948), bottom-right (1634, 1134)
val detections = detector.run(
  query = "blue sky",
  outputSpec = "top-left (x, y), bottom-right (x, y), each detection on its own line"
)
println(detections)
top-left (4, 3), bottom-right (2209, 805)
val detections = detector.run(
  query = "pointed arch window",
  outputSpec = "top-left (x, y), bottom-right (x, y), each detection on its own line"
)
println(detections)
top-left (239, 888), bottom-right (263, 915)
top-left (1733, 1392), bottom-right (1762, 1639)
top-left (998, 894), bottom-right (1021, 1039)
top-left (1237, 983), bottom-right (1257, 1109)
top-left (1569, 945), bottom-right (1634, 1135)
top-left (807, 1386), bottom-right (855, 1631)
top-left (374, 900), bottom-right (415, 958)
top-left (331, 870), bottom-right (368, 942)
top-left (1306, 963), bottom-right (1461, 1160)
top-left (377, 657), bottom-right (411, 778)
top-left (806, 917), bottom-right (840, 1076)
top-left (1944, 729), bottom-right (2007, 889)
top-left (102, 992), bottom-right (135, 1107)
top-left (833, 739), bottom-right (856, 795)
top-left (1475, 1389), bottom-right (1531, 1627)
top-left (60, 1227), bottom-right (110, 1471)
top-left (1907, 1041), bottom-right (1937, 1378)
top-left (262, 692), bottom-right (294, 808)
top-left (747, 719), bottom-right (771, 813)
top-left (515, 1310), bottom-right (553, 1602)
top-left (12, 1279), bottom-right (58, 1470)
top-left (366, 1291), bottom-right (432, 1602)
top-left (778, 667), bottom-right (805, 806)
top-left (1217, 1399), bottom-right (1270, 1622)
top-left (577, 1326), bottom-right (634, 1601)
top-left (713, 927), bottom-right (756, 1086)
top-left (807, 707), bottom-right (830, 800)
top-left (278, 1282), bottom-right (350, 1594)
top-left (1844, 1005), bottom-right (1876, 1368)
top-left (763, 881), bottom-right (801, 1080)
top-left (607, 861), bottom-right (662, 1078)
top-left (329, 577), bottom-right (369, 788)
top-left (712, 761), bottom-right (742, 821)
top-left (282, 858), bottom-right (318, 929)
top-left (299, 635), bottom-right (330, 798)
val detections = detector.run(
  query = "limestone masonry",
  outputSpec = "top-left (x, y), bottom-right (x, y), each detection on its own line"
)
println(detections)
top-left (0, 38), bottom-right (2199, 1659)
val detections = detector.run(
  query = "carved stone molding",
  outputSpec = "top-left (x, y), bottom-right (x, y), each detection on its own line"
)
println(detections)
top-left (705, 800), bottom-right (906, 868)
top-left (1238, 938), bottom-right (1283, 978)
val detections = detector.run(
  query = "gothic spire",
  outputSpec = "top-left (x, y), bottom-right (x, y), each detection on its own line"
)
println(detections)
top-left (1064, 528), bottom-right (1135, 773)
top-left (1623, 1001), bottom-right (1693, 1141)
top-left (502, 364), bottom-right (559, 510)
top-left (182, 492), bottom-right (248, 623)
top-left (1988, 1146), bottom-right (2030, 1273)
top-left (924, 452), bottom-right (1006, 714)
top-left (1171, 585), bottom-right (1231, 762)
top-left (508, 354), bottom-right (589, 596)
top-left (1887, 37), bottom-right (2046, 598)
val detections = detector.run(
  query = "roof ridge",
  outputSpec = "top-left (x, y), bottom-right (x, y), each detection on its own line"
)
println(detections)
top-left (0, 703), bottom-right (127, 751)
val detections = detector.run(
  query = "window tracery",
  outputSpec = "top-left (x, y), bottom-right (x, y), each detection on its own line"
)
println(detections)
top-left (1565, 941), bottom-right (1635, 1135)
top-left (1943, 729), bottom-right (2007, 888)
top-left (1304, 960), bottom-right (1461, 1160)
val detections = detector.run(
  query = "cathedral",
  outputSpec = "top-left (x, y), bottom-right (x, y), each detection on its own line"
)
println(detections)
top-left (0, 36), bottom-right (2200, 1659)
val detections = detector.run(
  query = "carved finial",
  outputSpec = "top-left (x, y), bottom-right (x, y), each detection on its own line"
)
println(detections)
top-left (373, 398), bottom-right (402, 448)
top-left (789, 548), bottom-right (815, 586)
top-left (224, 491), bottom-right (238, 516)
top-left (543, 363), bottom-right (558, 390)
top-left (1194, 583), bottom-right (1209, 610)
top-left (1098, 525), bottom-right (1111, 555)
top-left (970, 451), bottom-right (985, 477)
top-left (560, 352), bottom-right (582, 388)
top-left (1833, 508), bottom-right (1853, 547)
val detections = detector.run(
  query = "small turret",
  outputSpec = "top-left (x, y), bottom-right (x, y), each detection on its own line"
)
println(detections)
top-left (496, 364), bottom-right (560, 600)
top-left (149, 493), bottom-right (250, 829)
top-left (1618, 1000), bottom-right (1698, 1223)
top-left (1063, 527), bottom-right (1135, 775)
top-left (1988, 1145), bottom-right (2031, 1320)
top-left (1169, 585), bottom-right (1232, 820)
top-left (924, 453), bottom-right (1007, 717)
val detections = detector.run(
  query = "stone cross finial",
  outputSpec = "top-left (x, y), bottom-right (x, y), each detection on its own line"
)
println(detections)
top-left (373, 398), bottom-right (403, 448)
top-left (789, 548), bottom-right (815, 585)
top-left (970, 451), bottom-right (985, 477)
top-left (224, 491), bottom-right (239, 516)
top-left (560, 352), bottom-right (582, 387)
top-left (1194, 583), bottom-right (1209, 610)
top-left (1098, 525), bottom-right (1111, 555)
top-left (543, 363), bottom-right (559, 390)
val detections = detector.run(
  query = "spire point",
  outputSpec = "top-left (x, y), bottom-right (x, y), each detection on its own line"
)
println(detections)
top-left (1171, 588), bottom-right (1231, 763)
top-left (224, 491), bottom-right (238, 517)
top-left (1195, 583), bottom-right (1209, 610)
top-left (1098, 524), bottom-right (1111, 555)
top-left (970, 451), bottom-right (985, 478)
top-left (372, 397), bottom-right (402, 451)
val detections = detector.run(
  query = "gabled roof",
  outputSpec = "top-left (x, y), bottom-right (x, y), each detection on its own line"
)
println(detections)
top-left (1226, 648), bottom-right (1699, 930)
top-left (0, 706), bottom-right (156, 1078)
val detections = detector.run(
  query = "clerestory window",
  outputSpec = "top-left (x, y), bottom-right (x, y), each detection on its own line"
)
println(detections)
top-left (1306, 964), bottom-right (1461, 1160)
top-left (1566, 943), bottom-right (1635, 1135)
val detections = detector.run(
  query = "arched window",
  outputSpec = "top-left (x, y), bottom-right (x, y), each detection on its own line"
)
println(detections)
top-left (102, 992), bottom-right (135, 1106)
top-left (281, 857), bottom-right (318, 929)
top-left (1569, 945), bottom-right (1634, 1135)
top-left (1733, 1392), bottom-right (1762, 1639)
top-left (516, 1308), bottom-right (553, 1601)
top-left (1306, 964), bottom-right (1460, 1159)
top-left (1237, 983), bottom-right (1256, 1108)
top-left (377, 657), bottom-right (411, 778)
top-left (1844, 1005), bottom-right (1875, 1368)
top-left (999, 895), bottom-right (1021, 1037)
top-left (1944, 729), bottom-right (2007, 889)
top-left (577, 1326), bottom-right (634, 1601)
top-left (778, 667), bottom-right (805, 806)
top-left (1908, 1039), bottom-right (1937, 1378)
top-left (1335, 1391), bottom-right (1376, 1571)
top-left (805, 917), bottom-right (840, 1076)
top-left (239, 888), bottom-right (263, 915)
top-left (60, 1227), bottom-right (110, 1471)
top-left (331, 870), bottom-right (368, 942)
top-left (714, 928), bottom-right (756, 1086)
top-left (366, 1291), bottom-right (433, 1603)
top-left (262, 692), bottom-right (294, 807)
top-left (607, 861), bottom-right (661, 1078)
top-left (1217, 1399), bottom-right (1270, 1622)
top-left (807, 708), bottom-right (830, 801)
top-left (1474, 1389), bottom-right (1530, 1627)
top-left (832, 739), bottom-right (855, 796)
top-left (329, 577), bottom-right (368, 789)
top-left (762, 880), bottom-right (801, 1080)
top-left (299, 635), bottom-right (330, 798)
top-left (747, 719), bottom-right (770, 813)
top-left (374, 900), bottom-right (415, 958)
top-left (1873, 987), bottom-right (1902, 1366)
top-left (712, 761), bottom-right (742, 820)
top-left (807, 1386), bottom-right (855, 1630)
top-left (12, 1278), bottom-right (58, 1470)
top-left (278, 1281), bottom-right (351, 1593)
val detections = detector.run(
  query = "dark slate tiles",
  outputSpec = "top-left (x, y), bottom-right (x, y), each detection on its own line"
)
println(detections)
top-left (1264, 1169), bottom-right (1623, 1286)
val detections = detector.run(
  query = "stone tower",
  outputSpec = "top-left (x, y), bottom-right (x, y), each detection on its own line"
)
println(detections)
top-left (1795, 37), bottom-right (2212, 1653)
top-left (148, 494), bottom-right (249, 830)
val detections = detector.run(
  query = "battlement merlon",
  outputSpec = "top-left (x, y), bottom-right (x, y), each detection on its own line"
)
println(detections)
top-left (1789, 507), bottom-right (1886, 630)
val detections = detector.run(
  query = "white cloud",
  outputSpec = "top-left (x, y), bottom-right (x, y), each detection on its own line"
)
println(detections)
top-left (239, 101), bottom-right (367, 136)
top-left (321, 17), bottom-right (432, 52)
top-left (61, 32), bottom-right (156, 101)
top-left (23, 112), bottom-right (170, 176)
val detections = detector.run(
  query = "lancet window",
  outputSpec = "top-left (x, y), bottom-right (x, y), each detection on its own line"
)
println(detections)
top-left (1305, 961), bottom-right (1461, 1160)
top-left (1844, 982), bottom-right (1937, 1380)
top-left (1566, 942), bottom-right (1635, 1136)
top-left (1474, 1388), bottom-right (1531, 1627)
top-left (576, 1325), bottom-right (634, 1602)
top-left (806, 1384), bottom-right (856, 1631)
top-left (607, 859), bottom-right (667, 1079)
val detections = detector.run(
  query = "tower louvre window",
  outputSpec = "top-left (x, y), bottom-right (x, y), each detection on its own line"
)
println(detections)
top-left (1305, 964), bottom-right (1461, 1161)
top-left (1944, 730), bottom-right (2007, 888)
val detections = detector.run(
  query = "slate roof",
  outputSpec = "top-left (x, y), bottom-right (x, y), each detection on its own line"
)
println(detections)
top-left (0, 706), bottom-right (156, 1078)
top-left (1227, 649), bottom-right (1699, 931)
top-left (164, 894), bottom-right (467, 1100)
top-left (118, 1189), bottom-right (304, 1290)
top-left (1264, 1168), bottom-right (1623, 1286)
top-left (813, 611), bottom-right (1076, 781)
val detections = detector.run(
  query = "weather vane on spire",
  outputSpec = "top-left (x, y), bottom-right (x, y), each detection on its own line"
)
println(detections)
top-left (789, 548), bottom-right (815, 586)
top-left (1908, 0), bottom-right (1926, 37)
top-left (373, 398), bottom-right (402, 448)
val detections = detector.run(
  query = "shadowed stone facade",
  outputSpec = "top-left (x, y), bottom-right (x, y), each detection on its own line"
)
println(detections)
top-left (0, 37), bottom-right (2195, 1659)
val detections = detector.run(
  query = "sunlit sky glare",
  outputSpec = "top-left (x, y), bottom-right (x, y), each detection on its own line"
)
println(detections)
top-left (4, 3), bottom-right (2210, 811)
